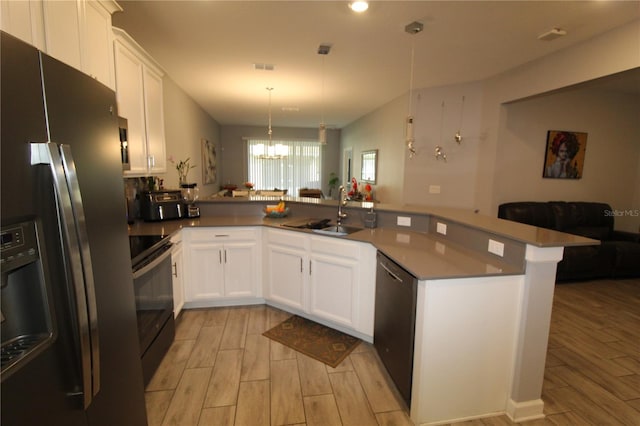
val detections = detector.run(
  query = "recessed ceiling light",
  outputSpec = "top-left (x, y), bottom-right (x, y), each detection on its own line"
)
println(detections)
top-left (349, 1), bottom-right (368, 13)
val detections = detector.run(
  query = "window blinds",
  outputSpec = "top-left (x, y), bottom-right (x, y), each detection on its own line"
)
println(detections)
top-left (247, 139), bottom-right (322, 195)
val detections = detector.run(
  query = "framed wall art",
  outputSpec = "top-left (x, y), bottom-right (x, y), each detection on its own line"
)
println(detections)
top-left (201, 138), bottom-right (217, 185)
top-left (542, 130), bottom-right (587, 179)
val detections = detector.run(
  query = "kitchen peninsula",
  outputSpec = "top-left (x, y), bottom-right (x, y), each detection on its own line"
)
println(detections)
top-left (129, 196), bottom-right (595, 425)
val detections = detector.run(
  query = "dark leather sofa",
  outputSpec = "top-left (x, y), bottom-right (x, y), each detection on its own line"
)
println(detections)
top-left (498, 202), bottom-right (640, 282)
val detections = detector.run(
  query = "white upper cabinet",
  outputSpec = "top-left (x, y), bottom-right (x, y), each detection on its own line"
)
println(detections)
top-left (113, 27), bottom-right (166, 175)
top-left (42, 0), bottom-right (83, 71)
top-left (83, 1), bottom-right (119, 88)
top-left (1, 0), bottom-right (46, 51)
top-left (1, 0), bottom-right (120, 89)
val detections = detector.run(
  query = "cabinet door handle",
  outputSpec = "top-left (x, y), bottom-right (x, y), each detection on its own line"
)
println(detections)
top-left (224, 249), bottom-right (227, 264)
top-left (300, 258), bottom-right (303, 273)
top-left (172, 262), bottom-right (177, 277)
top-left (309, 260), bottom-right (312, 275)
top-left (219, 249), bottom-right (222, 264)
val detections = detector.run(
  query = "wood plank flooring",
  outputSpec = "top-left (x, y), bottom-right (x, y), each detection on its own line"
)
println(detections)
top-left (145, 278), bottom-right (640, 425)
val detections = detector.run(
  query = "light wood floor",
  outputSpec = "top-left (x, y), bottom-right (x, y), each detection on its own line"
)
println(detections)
top-left (145, 278), bottom-right (640, 425)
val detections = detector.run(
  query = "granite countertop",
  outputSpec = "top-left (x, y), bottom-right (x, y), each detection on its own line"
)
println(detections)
top-left (128, 216), bottom-right (522, 280)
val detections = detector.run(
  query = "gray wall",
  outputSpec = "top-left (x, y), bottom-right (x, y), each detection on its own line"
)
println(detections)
top-left (341, 20), bottom-right (640, 231)
top-left (219, 125), bottom-right (340, 197)
top-left (495, 87), bottom-right (640, 232)
top-left (341, 94), bottom-right (407, 204)
top-left (162, 76), bottom-right (221, 198)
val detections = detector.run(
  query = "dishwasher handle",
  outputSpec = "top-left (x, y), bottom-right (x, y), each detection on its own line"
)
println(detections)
top-left (379, 262), bottom-right (404, 283)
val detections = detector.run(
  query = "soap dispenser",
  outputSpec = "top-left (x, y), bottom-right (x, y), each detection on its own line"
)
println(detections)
top-left (364, 207), bottom-right (377, 228)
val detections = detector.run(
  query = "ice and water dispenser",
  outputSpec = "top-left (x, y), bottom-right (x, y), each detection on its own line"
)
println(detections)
top-left (1, 219), bottom-right (55, 381)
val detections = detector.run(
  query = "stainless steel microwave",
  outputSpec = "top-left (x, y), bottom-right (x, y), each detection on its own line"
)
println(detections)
top-left (118, 116), bottom-right (130, 171)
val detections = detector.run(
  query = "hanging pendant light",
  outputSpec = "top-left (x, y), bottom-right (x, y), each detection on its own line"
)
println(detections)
top-left (259, 87), bottom-right (285, 160)
top-left (405, 21), bottom-right (423, 159)
top-left (455, 95), bottom-right (465, 144)
top-left (318, 44), bottom-right (331, 145)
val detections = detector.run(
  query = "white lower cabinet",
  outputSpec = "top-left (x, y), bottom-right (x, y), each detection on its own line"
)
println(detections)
top-left (183, 227), bottom-right (261, 306)
top-left (265, 228), bottom-right (376, 338)
top-left (265, 229), bottom-right (308, 310)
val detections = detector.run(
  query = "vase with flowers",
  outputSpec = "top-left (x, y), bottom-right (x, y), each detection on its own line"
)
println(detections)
top-left (168, 155), bottom-right (196, 187)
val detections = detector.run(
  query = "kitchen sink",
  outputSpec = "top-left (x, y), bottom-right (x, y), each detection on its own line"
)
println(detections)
top-left (313, 225), bottom-right (362, 236)
top-left (282, 218), bottom-right (332, 230)
top-left (282, 219), bottom-right (361, 236)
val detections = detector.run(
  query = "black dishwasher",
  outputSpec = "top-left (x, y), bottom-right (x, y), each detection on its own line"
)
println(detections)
top-left (374, 251), bottom-right (418, 408)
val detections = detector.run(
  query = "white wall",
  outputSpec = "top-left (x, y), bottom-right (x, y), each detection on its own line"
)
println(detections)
top-left (162, 76), bottom-right (221, 198)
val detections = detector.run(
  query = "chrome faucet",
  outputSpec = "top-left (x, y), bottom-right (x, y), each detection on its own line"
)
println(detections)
top-left (337, 185), bottom-right (347, 226)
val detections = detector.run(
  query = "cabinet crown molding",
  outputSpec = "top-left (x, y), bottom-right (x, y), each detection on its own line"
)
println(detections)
top-left (112, 26), bottom-right (164, 76)
top-left (95, 0), bottom-right (123, 15)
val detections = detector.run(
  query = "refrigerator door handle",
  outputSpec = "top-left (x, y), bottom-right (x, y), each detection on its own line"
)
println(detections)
top-left (31, 142), bottom-right (100, 409)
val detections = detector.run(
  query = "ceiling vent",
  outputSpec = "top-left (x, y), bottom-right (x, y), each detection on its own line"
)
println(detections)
top-left (317, 44), bottom-right (332, 55)
top-left (254, 63), bottom-right (275, 71)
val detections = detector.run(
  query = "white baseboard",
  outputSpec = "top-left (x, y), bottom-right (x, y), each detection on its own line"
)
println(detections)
top-left (506, 398), bottom-right (545, 422)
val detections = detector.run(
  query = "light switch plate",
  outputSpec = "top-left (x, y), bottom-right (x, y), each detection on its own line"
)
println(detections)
top-left (436, 222), bottom-right (447, 235)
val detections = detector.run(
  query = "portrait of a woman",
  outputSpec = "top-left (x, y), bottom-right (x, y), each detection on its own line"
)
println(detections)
top-left (543, 130), bottom-right (587, 179)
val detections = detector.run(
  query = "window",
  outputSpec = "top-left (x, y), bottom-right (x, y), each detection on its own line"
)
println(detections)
top-left (247, 139), bottom-right (322, 195)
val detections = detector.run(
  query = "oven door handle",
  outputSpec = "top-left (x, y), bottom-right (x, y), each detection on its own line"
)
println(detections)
top-left (132, 245), bottom-right (173, 280)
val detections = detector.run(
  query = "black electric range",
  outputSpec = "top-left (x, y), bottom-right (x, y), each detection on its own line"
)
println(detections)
top-left (129, 235), bottom-right (172, 271)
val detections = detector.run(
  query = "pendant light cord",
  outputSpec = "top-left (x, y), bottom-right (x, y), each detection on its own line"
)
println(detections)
top-left (408, 41), bottom-right (415, 115)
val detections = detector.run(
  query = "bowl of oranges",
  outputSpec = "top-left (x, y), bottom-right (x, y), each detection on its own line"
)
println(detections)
top-left (264, 201), bottom-right (289, 218)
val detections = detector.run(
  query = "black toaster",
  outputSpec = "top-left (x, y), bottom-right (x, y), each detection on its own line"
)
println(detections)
top-left (140, 190), bottom-right (184, 221)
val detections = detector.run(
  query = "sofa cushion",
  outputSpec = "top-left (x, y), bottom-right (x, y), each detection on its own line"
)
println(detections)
top-left (568, 226), bottom-right (611, 241)
top-left (498, 202), bottom-right (555, 229)
top-left (606, 241), bottom-right (640, 278)
top-left (548, 201), bottom-right (576, 231)
top-left (557, 244), bottom-right (615, 282)
top-left (569, 202), bottom-right (614, 237)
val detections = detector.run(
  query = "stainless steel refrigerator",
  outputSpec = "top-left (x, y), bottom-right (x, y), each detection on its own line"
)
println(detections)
top-left (1, 31), bottom-right (148, 426)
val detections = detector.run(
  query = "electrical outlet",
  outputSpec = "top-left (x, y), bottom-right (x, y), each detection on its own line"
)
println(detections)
top-left (429, 185), bottom-right (441, 194)
top-left (397, 216), bottom-right (412, 227)
top-left (436, 222), bottom-right (447, 235)
top-left (488, 239), bottom-right (505, 257)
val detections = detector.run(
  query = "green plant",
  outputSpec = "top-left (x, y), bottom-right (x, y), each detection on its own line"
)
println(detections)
top-left (328, 172), bottom-right (339, 197)
top-left (169, 156), bottom-right (196, 183)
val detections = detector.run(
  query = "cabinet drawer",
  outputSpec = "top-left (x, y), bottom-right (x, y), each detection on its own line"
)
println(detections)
top-left (311, 235), bottom-right (361, 259)
top-left (267, 228), bottom-right (308, 249)
top-left (186, 227), bottom-right (259, 242)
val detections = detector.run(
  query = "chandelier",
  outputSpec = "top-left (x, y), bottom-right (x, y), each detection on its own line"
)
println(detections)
top-left (259, 87), bottom-right (286, 159)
